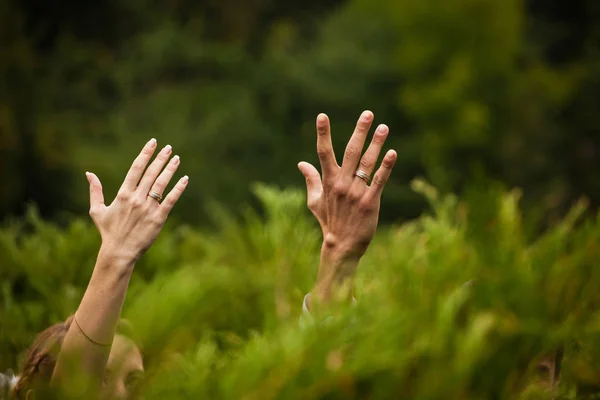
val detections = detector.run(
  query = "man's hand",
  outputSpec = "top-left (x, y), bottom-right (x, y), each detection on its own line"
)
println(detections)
top-left (298, 111), bottom-right (397, 307)
top-left (86, 138), bottom-right (189, 267)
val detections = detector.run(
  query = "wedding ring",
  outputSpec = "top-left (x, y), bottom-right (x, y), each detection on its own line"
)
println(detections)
top-left (148, 190), bottom-right (162, 202)
top-left (355, 169), bottom-right (370, 183)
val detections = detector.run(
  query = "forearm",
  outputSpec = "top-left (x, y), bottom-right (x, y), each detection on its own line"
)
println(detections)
top-left (51, 245), bottom-right (135, 391)
top-left (310, 238), bottom-right (360, 310)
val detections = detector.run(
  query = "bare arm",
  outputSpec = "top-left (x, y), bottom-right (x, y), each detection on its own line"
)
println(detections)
top-left (51, 139), bottom-right (188, 394)
top-left (298, 111), bottom-right (397, 310)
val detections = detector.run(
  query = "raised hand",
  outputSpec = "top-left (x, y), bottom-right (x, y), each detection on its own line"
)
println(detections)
top-left (52, 139), bottom-right (188, 394)
top-left (298, 111), bottom-right (397, 306)
top-left (86, 138), bottom-right (188, 264)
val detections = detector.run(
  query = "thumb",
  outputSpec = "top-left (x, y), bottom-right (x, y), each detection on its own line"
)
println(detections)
top-left (297, 161), bottom-right (322, 205)
top-left (86, 171), bottom-right (105, 214)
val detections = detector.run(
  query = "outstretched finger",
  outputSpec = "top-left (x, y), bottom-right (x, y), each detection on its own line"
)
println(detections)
top-left (298, 161), bottom-right (323, 208)
top-left (316, 113), bottom-right (338, 180)
top-left (340, 110), bottom-right (374, 180)
top-left (148, 155), bottom-right (180, 200)
top-left (356, 124), bottom-right (389, 179)
top-left (137, 144), bottom-right (173, 195)
top-left (366, 150), bottom-right (397, 201)
top-left (86, 171), bottom-right (106, 216)
top-left (121, 138), bottom-right (157, 191)
top-left (86, 171), bottom-right (105, 215)
top-left (159, 175), bottom-right (189, 217)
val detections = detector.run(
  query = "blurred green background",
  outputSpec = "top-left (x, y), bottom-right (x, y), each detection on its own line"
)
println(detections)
top-left (3, 1), bottom-right (600, 397)
top-left (1, 0), bottom-right (599, 225)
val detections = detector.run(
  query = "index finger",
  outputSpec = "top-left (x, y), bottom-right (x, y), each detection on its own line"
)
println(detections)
top-left (120, 138), bottom-right (157, 191)
top-left (316, 113), bottom-right (338, 180)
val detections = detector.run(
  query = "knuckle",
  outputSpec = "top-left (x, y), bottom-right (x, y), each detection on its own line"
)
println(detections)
top-left (348, 189), bottom-right (362, 203)
top-left (174, 184), bottom-right (184, 195)
top-left (358, 120), bottom-right (370, 131)
top-left (143, 199), bottom-right (155, 211)
top-left (383, 158), bottom-right (395, 168)
top-left (131, 197), bottom-right (145, 208)
top-left (332, 182), bottom-right (348, 197)
top-left (152, 180), bottom-right (165, 192)
top-left (166, 162), bottom-right (177, 172)
top-left (116, 190), bottom-right (130, 202)
top-left (373, 173), bottom-right (387, 186)
top-left (317, 148), bottom-right (330, 161)
top-left (131, 161), bottom-right (144, 172)
top-left (357, 115), bottom-right (372, 129)
top-left (344, 146), bottom-right (358, 159)
top-left (359, 156), bottom-right (375, 170)
top-left (322, 177), bottom-right (335, 189)
top-left (372, 132), bottom-right (386, 145)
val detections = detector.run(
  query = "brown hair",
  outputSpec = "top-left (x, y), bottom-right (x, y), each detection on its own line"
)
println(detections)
top-left (11, 316), bottom-right (74, 399)
top-left (11, 317), bottom-right (140, 399)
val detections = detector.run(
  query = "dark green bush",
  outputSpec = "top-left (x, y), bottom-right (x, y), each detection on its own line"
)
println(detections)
top-left (2, 182), bottom-right (600, 399)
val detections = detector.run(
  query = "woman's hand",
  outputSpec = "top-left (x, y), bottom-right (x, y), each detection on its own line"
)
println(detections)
top-left (298, 111), bottom-right (397, 306)
top-left (52, 139), bottom-right (188, 394)
top-left (87, 138), bottom-right (189, 266)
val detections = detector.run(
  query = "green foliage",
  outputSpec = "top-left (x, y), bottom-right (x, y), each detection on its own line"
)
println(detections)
top-left (3, 184), bottom-right (600, 398)
top-left (2, 0), bottom-right (600, 396)
top-left (3, 0), bottom-right (599, 225)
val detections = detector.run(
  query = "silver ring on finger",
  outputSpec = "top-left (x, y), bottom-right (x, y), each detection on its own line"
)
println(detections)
top-left (355, 169), bottom-right (370, 183)
top-left (148, 190), bottom-right (162, 202)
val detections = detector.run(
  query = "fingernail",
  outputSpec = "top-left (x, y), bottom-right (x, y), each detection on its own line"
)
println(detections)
top-left (361, 110), bottom-right (373, 121)
top-left (164, 144), bottom-right (172, 153)
top-left (148, 138), bottom-right (157, 147)
top-left (85, 171), bottom-right (90, 176)
top-left (317, 113), bottom-right (327, 125)
top-left (172, 155), bottom-right (180, 164)
top-left (182, 175), bottom-right (189, 184)
top-left (377, 124), bottom-right (389, 133)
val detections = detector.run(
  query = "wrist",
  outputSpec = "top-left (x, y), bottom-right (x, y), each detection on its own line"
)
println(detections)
top-left (312, 236), bottom-right (362, 306)
top-left (321, 233), bottom-right (363, 266)
top-left (96, 243), bottom-right (137, 272)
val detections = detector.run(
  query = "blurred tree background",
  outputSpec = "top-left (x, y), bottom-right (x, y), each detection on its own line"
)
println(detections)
top-left (0, 0), bottom-right (599, 224)
top-left (3, 1), bottom-right (600, 396)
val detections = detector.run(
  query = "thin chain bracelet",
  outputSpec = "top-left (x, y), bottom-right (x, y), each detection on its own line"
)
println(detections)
top-left (73, 313), bottom-right (113, 347)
